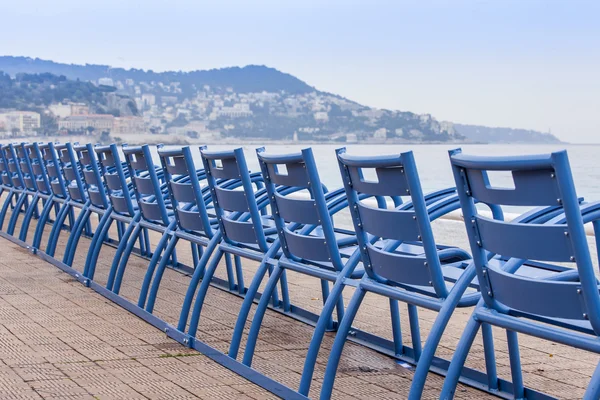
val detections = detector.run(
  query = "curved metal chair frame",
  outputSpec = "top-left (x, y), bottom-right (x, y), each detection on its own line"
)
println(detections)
top-left (116, 143), bottom-right (216, 314)
top-left (439, 149), bottom-right (600, 399)
top-left (232, 147), bottom-right (370, 394)
top-left (30, 142), bottom-right (78, 256)
top-left (53, 142), bottom-right (114, 268)
top-left (17, 142), bottom-right (55, 243)
top-left (0, 144), bottom-right (22, 230)
top-left (189, 146), bottom-right (300, 351)
top-left (0, 143), bottom-right (30, 235)
top-left (4, 141), bottom-right (600, 399)
top-left (84, 143), bottom-right (152, 287)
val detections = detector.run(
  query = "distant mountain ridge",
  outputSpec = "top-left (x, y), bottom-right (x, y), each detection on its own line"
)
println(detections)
top-left (0, 56), bottom-right (563, 143)
top-left (454, 124), bottom-right (562, 144)
top-left (0, 56), bottom-right (315, 94)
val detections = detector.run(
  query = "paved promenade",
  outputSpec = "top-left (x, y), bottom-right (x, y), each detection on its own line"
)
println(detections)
top-left (0, 210), bottom-right (597, 399)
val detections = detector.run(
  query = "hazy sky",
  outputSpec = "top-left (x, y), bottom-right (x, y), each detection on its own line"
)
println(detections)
top-left (1, 0), bottom-right (598, 142)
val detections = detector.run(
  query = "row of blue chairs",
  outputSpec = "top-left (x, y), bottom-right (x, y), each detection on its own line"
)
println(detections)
top-left (0, 141), bottom-right (598, 399)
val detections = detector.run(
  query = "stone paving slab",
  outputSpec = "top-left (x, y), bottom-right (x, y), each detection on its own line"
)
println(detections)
top-left (0, 240), bottom-right (273, 400)
top-left (1, 203), bottom-right (598, 399)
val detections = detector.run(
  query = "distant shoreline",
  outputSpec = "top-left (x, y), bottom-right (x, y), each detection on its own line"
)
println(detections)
top-left (0, 133), bottom-right (567, 146)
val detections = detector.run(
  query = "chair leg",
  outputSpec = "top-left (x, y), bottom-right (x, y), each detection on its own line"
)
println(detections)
top-left (137, 228), bottom-right (176, 308)
top-left (408, 264), bottom-right (478, 399)
top-left (63, 207), bottom-right (93, 266)
top-left (104, 217), bottom-right (140, 288)
top-left (7, 192), bottom-right (28, 235)
top-left (0, 190), bottom-right (16, 231)
top-left (142, 227), bottom-right (151, 256)
top-left (225, 253), bottom-right (235, 291)
top-left (481, 323), bottom-right (499, 390)
top-left (67, 206), bottom-right (75, 230)
top-left (83, 211), bottom-right (113, 279)
top-left (319, 287), bottom-right (367, 400)
top-left (116, 220), bottom-right (124, 241)
top-left (186, 248), bottom-right (225, 337)
top-left (32, 195), bottom-right (55, 249)
top-left (320, 279), bottom-right (334, 330)
top-left (390, 299), bottom-right (403, 356)
top-left (407, 304), bottom-right (422, 361)
top-left (584, 361), bottom-right (600, 399)
top-left (506, 330), bottom-right (525, 399)
top-left (242, 265), bottom-right (285, 366)
top-left (228, 243), bottom-right (280, 359)
top-left (234, 255), bottom-right (245, 294)
top-left (299, 276), bottom-right (352, 396)
top-left (19, 194), bottom-right (40, 242)
top-left (46, 202), bottom-right (71, 257)
top-left (62, 203), bottom-right (90, 262)
top-left (439, 314), bottom-right (483, 399)
top-left (191, 242), bottom-right (199, 266)
top-left (279, 268), bottom-right (291, 312)
top-left (177, 234), bottom-right (222, 332)
top-left (111, 224), bottom-right (144, 294)
top-left (143, 235), bottom-right (180, 312)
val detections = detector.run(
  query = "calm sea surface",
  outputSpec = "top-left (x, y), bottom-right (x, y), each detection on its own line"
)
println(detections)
top-left (180, 144), bottom-right (600, 202)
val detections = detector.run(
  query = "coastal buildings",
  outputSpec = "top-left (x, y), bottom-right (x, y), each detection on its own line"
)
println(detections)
top-left (57, 114), bottom-right (145, 134)
top-left (0, 111), bottom-right (41, 135)
top-left (58, 114), bottom-right (114, 132)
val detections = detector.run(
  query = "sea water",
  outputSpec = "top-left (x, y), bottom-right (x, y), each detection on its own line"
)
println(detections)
top-left (187, 143), bottom-right (600, 201)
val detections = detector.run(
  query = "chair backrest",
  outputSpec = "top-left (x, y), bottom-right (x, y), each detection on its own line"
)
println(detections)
top-left (201, 147), bottom-right (269, 251)
top-left (95, 143), bottom-right (136, 216)
top-left (39, 142), bottom-right (68, 198)
top-left (16, 143), bottom-right (38, 192)
top-left (24, 142), bottom-right (52, 195)
top-left (257, 147), bottom-right (344, 269)
top-left (158, 145), bottom-right (214, 237)
top-left (336, 148), bottom-right (450, 296)
top-left (74, 143), bottom-right (109, 209)
top-left (55, 143), bottom-right (87, 203)
top-left (449, 148), bottom-right (600, 332)
top-left (122, 144), bottom-right (170, 225)
top-left (0, 144), bottom-right (11, 187)
top-left (4, 143), bottom-right (25, 190)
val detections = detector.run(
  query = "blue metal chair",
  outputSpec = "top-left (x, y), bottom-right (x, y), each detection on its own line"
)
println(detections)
top-left (0, 144), bottom-right (21, 230)
top-left (74, 142), bottom-right (126, 277)
top-left (30, 142), bottom-right (77, 256)
top-left (53, 142), bottom-right (109, 268)
top-left (186, 146), bottom-right (293, 349)
top-left (0, 143), bottom-right (32, 236)
top-left (439, 149), bottom-right (600, 399)
top-left (85, 143), bottom-right (149, 284)
top-left (18, 142), bottom-right (55, 243)
top-left (315, 148), bottom-right (485, 398)
top-left (118, 143), bottom-right (203, 312)
top-left (237, 147), bottom-right (365, 380)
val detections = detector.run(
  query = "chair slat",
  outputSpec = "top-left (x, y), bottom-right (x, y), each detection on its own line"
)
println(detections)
top-left (170, 181), bottom-right (195, 203)
top-left (104, 173), bottom-right (123, 191)
top-left (134, 176), bottom-right (155, 196)
top-left (222, 217), bottom-right (259, 245)
top-left (139, 200), bottom-right (163, 221)
top-left (477, 216), bottom-right (573, 262)
top-left (486, 266), bottom-right (585, 319)
top-left (177, 208), bottom-right (207, 232)
top-left (358, 203), bottom-right (420, 241)
top-left (214, 186), bottom-right (250, 212)
top-left (466, 168), bottom-right (559, 206)
top-left (275, 193), bottom-right (319, 225)
top-left (367, 244), bottom-right (432, 286)
top-left (283, 229), bottom-right (330, 261)
top-left (265, 162), bottom-right (309, 187)
top-left (347, 165), bottom-right (410, 196)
